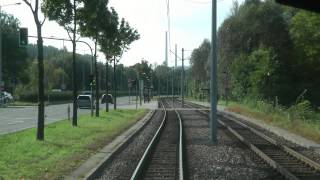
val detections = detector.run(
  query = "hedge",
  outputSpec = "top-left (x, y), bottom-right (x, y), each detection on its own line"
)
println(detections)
top-left (17, 90), bottom-right (133, 102)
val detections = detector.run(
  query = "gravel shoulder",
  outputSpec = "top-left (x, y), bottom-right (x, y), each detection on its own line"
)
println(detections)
top-left (180, 109), bottom-right (278, 180)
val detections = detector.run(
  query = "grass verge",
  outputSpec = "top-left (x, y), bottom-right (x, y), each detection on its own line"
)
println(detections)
top-left (225, 101), bottom-right (320, 144)
top-left (0, 109), bottom-right (147, 180)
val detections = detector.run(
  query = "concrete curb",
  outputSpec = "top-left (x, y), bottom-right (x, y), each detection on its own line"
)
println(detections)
top-left (65, 110), bottom-right (156, 180)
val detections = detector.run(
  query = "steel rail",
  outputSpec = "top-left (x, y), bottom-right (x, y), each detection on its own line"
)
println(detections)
top-left (130, 100), bottom-right (167, 180)
top-left (222, 113), bottom-right (320, 173)
top-left (218, 119), bottom-right (298, 180)
top-left (182, 100), bottom-right (320, 180)
top-left (175, 108), bottom-right (185, 180)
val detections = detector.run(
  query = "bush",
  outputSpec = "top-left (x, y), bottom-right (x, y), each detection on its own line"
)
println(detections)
top-left (17, 91), bottom-right (73, 102)
top-left (288, 100), bottom-right (314, 122)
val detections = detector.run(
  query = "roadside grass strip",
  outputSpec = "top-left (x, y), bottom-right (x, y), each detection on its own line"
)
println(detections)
top-left (0, 109), bottom-right (147, 180)
top-left (226, 103), bottom-right (320, 144)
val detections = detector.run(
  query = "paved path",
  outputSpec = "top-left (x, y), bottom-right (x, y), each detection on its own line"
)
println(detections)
top-left (0, 96), bottom-right (157, 135)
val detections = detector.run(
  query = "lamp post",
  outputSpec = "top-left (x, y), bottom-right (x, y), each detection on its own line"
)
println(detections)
top-left (0, 2), bottom-right (21, 102)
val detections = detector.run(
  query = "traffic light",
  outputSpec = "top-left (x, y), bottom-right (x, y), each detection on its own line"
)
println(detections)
top-left (19, 28), bottom-right (28, 47)
top-left (276, 0), bottom-right (320, 13)
top-left (89, 74), bottom-right (94, 84)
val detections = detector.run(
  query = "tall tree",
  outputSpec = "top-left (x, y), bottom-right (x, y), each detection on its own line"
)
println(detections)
top-left (99, 8), bottom-right (119, 112)
top-left (1, 12), bottom-right (28, 92)
top-left (22, 0), bottom-right (46, 140)
top-left (100, 13), bottom-right (140, 110)
top-left (43, 0), bottom-right (81, 126)
top-left (78, 0), bottom-right (114, 116)
top-left (189, 39), bottom-right (211, 99)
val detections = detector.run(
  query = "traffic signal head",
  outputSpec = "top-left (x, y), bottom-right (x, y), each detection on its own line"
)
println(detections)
top-left (89, 74), bottom-right (94, 83)
top-left (19, 28), bottom-right (28, 47)
top-left (276, 0), bottom-right (320, 13)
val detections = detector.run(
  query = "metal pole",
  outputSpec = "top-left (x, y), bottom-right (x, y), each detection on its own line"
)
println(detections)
top-left (113, 56), bottom-right (117, 110)
top-left (172, 67), bottom-right (174, 107)
top-left (165, 32), bottom-right (169, 97)
top-left (182, 48), bottom-right (185, 107)
top-left (139, 79), bottom-right (142, 106)
top-left (136, 79), bottom-right (138, 110)
top-left (172, 44), bottom-right (177, 107)
top-left (91, 57), bottom-right (94, 116)
top-left (210, 0), bottom-right (218, 144)
top-left (158, 69), bottom-right (160, 99)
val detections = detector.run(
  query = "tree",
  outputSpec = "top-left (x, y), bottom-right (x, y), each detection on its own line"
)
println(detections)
top-left (290, 11), bottom-right (320, 62)
top-left (22, 0), bottom-right (46, 140)
top-left (216, 0), bottom-right (296, 104)
top-left (100, 12), bottom-right (140, 110)
top-left (43, 0), bottom-right (81, 126)
top-left (78, 0), bottom-right (114, 116)
top-left (189, 39), bottom-right (211, 99)
top-left (1, 12), bottom-right (28, 92)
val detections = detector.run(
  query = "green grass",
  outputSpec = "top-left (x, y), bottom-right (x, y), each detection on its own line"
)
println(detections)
top-left (224, 100), bottom-right (320, 143)
top-left (0, 109), bottom-right (147, 180)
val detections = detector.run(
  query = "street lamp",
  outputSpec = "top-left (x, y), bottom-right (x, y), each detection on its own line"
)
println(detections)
top-left (0, 2), bottom-right (21, 104)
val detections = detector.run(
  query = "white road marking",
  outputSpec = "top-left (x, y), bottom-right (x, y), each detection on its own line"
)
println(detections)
top-left (7, 121), bottom-right (24, 125)
top-left (15, 117), bottom-right (33, 120)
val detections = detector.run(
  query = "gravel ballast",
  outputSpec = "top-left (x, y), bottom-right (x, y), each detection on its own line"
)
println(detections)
top-left (180, 110), bottom-right (278, 180)
top-left (96, 110), bottom-right (164, 180)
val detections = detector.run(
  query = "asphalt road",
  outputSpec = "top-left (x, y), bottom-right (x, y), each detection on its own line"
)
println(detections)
top-left (0, 96), bottom-right (157, 135)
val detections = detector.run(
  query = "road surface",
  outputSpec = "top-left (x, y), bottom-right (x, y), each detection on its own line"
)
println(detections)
top-left (0, 96), bottom-right (157, 135)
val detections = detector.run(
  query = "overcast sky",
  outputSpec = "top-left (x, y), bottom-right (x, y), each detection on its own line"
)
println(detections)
top-left (1, 0), bottom-right (244, 67)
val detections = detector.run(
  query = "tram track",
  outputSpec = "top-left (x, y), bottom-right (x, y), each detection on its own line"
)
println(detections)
top-left (181, 100), bottom-right (320, 180)
top-left (130, 99), bottom-right (185, 180)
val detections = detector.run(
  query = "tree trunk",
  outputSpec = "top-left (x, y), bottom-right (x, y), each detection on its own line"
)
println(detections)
top-left (106, 61), bottom-right (109, 112)
top-left (36, 23), bottom-right (45, 140)
top-left (95, 39), bottom-right (99, 117)
top-left (72, 0), bottom-right (78, 126)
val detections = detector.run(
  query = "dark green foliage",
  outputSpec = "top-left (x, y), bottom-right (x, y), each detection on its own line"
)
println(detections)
top-left (186, 0), bottom-right (320, 107)
top-left (215, 0), bottom-right (320, 106)
top-left (18, 91), bottom-right (73, 102)
top-left (189, 40), bottom-right (211, 98)
top-left (1, 12), bottom-right (28, 93)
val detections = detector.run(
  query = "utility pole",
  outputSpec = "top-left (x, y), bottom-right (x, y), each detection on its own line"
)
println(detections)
top-left (158, 68), bottom-right (160, 99)
top-left (173, 44), bottom-right (177, 107)
top-left (165, 32), bottom-right (169, 97)
top-left (182, 48), bottom-right (185, 107)
top-left (210, 0), bottom-right (218, 144)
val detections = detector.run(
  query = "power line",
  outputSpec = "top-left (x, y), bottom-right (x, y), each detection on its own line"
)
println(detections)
top-left (184, 0), bottom-right (225, 4)
top-left (169, 49), bottom-right (192, 61)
